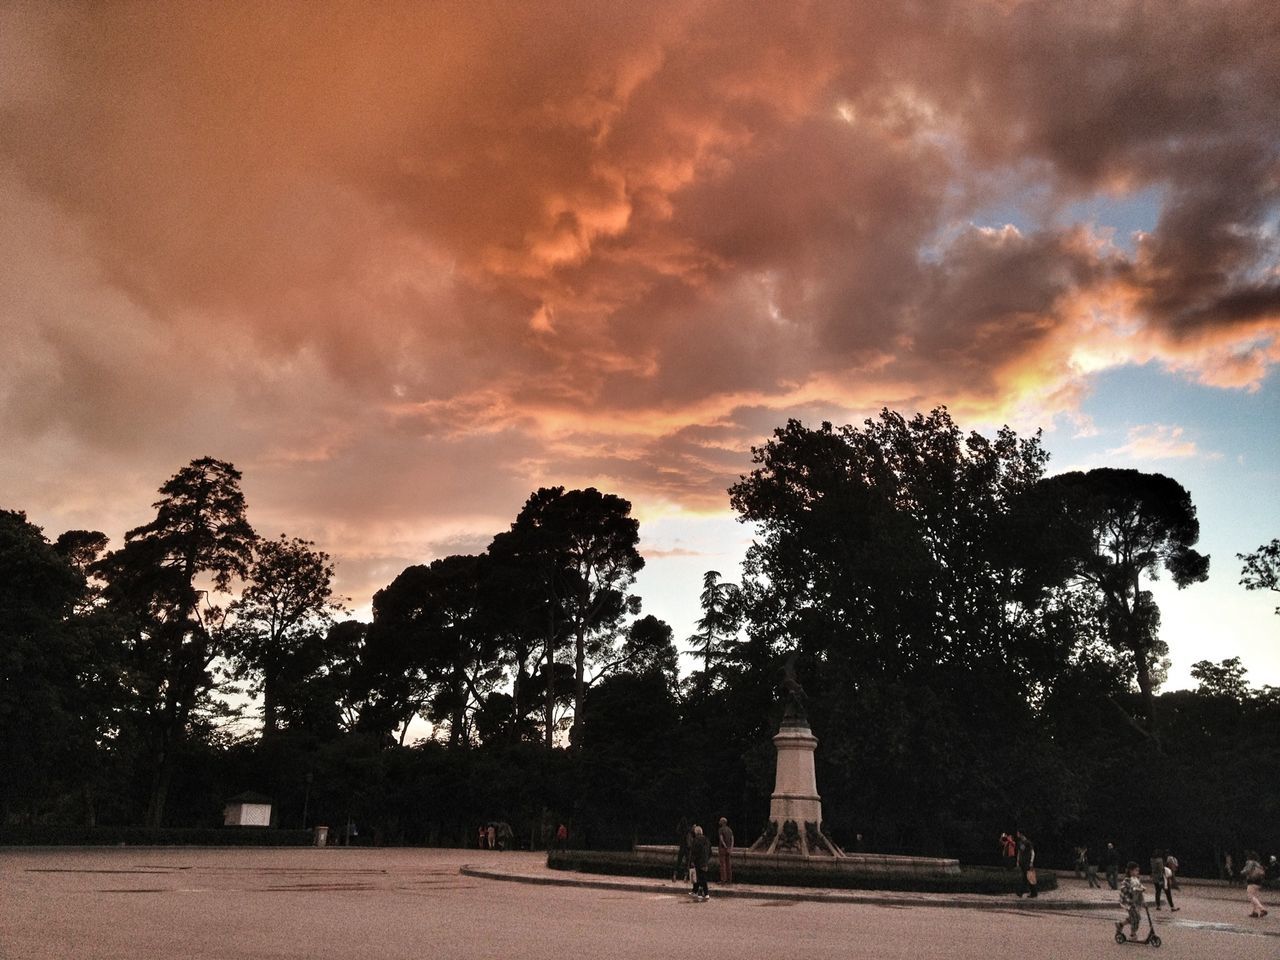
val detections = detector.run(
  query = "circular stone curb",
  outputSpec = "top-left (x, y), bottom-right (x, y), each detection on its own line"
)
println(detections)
top-left (458, 864), bottom-right (1115, 912)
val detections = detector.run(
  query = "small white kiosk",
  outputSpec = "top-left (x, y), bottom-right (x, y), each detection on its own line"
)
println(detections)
top-left (223, 791), bottom-right (274, 827)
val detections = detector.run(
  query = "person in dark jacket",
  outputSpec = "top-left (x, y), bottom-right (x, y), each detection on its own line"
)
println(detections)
top-left (673, 818), bottom-right (690, 881)
top-left (690, 825), bottom-right (712, 901)
top-left (1105, 842), bottom-right (1121, 890)
top-left (1016, 831), bottom-right (1038, 898)
top-left (1084, 845), bottom-right (1101, 888)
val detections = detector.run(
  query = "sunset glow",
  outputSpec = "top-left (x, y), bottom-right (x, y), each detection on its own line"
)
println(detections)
top-left (2, 1), bottom-right (1277, 686)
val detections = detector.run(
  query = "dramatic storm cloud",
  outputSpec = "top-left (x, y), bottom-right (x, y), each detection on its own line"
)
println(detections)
top-left (2, 1), bottom-right (1278, 629)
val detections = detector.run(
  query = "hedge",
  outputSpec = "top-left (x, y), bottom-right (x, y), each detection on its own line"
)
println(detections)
top-left (546, 849), bottom-right (1057, 894)
top-left (0, 825), bottom-right (315, 847)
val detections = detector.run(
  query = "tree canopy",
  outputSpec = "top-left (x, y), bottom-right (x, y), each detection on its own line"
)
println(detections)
top-left (1028, 467), bottom-right (1210, 736)
top-left (1238, 538), bottom-right (1280, 615)
top-left (2, 424), bottom-right (1275, 874)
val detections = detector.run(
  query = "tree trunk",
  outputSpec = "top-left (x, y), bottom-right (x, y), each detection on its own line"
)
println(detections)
top-left (573, 624), bottom-right (586, 750)
top-left (262, 673), bottom-right (279, 739)
top-left (450, 667), bottom-right (466, 749)
top-left (512, 666), bottom-right (527, 735)
top-left (145, 677), bottom-right (186, 828)
top-left (1134, 648), bottom-right (1160, 742)
top-left (145, 753), bottom-right (174, 829)
top-left (82, 783), bottom-right (97, 827)
top-left (544, 637), bottom-right (556, 749)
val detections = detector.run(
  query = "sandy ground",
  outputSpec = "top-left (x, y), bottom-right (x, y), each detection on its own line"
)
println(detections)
top-left (1, 847), bottom-right (1275, 960)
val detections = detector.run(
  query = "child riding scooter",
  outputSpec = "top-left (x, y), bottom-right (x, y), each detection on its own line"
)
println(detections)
top-left (1115, 860), bottom-right (1162, 947)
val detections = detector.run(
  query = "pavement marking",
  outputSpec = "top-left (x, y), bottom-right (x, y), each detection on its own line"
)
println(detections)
top-left (97, 888), bottom-right (167, 893)
top-left (1168, 918), bottom-right (1280, 939)
top-left (27, 868), bottom-right (174, 875)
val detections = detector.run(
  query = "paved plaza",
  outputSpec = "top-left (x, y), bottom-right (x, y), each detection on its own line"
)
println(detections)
top-left (2, 847), bottom-right (1276, 960)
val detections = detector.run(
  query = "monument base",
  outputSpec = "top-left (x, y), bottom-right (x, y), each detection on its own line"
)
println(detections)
top-left (632, 844), bottom-right (962, 879)
top-left (748, 815), bottom-right (845, 858)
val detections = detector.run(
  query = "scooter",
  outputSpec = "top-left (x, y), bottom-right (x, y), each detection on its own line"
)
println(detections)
top-left (1114, 903), bottom-right (1162, 947)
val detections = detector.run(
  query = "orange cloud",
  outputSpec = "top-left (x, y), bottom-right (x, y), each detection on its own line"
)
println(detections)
top-left (2, 0), bottom-right (1278, 603)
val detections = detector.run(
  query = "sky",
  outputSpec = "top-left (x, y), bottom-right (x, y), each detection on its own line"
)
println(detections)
top-left (2, 1), bottom-right (1278, 691)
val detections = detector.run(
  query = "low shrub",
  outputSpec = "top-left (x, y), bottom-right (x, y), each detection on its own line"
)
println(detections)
top-left (546, 849), bottom-right (1057, 893)
top-left (0, 825), bottom-right (314, 847)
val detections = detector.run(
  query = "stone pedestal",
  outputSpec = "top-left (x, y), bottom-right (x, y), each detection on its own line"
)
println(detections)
top-left (750, 717), bottom-right (843, 858)
top-left (768, 722), bottom-right (822, 826)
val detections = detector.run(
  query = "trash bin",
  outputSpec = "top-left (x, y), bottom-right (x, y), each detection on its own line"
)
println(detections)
top-left (314, 825), bottom-right (329, 847)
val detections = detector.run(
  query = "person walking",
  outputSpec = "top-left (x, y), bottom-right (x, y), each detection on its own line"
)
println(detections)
top-left (1242, 851), bottom-right (1269, 918)
top-left (1150, 850), bottom-right (1177, 910)
top-left (555, 823), bottom-right (568, 850)
top-left (717, 817), bottom-right (735, 885)
top-left (1162, 858), bottom-right (1179, 909)
top-left (1166, 852), bottom-right (1180, 890)
top-left (1016, 831), bottom-right (1038, 899)
top-left (673, 817), bottom-right (690, 881)
top-left (1105, 842), bottom-right (1121, 890)
top-left (690, 825), bottom-right (712, 901)
top-left (1085, 845), bottom-right (1101, 889)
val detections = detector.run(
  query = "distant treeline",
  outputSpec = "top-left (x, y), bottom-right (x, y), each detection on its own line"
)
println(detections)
top-left (3, 408), bottom-right (1277, 874)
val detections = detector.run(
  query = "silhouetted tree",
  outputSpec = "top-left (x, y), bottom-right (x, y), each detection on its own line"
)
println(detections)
top-left (1030, 468), bottom-right (1209, 738)
top-left (53, 529), bottom-right (110, 576)
top-left (488, 510), bottom-right (569, 749)
top-left (730, 408), bottom-right (1051, 682)
top-left (371, 555), bottom-right (501, 748)
top-left (1238, 538), bottom-right (1279, 614)
top-left (727, 409), bottom-right (1075, 845)
top-left (93, 457), bottom-right (256, 826)
top-left (618, 615), bottom-right (680, 690)
top-left (688, 570), bottom-right (741, 693)
top-left (228, 535), bottom-right (344, 738)
top-left (1190, 657), bottom-right (1249, 701)
top-left (476, 544), bottom-right (553, 743)
top-left (0, 510), bottom-right (123, 822)
top-left (321, 620), bottom-right (390, 736)
top-left (491, 487), bottom-right (644, 748)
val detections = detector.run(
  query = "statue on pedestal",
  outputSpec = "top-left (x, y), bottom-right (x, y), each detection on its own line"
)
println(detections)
top-left (779, 651), bottom-right (808, 723)
top-left (749, 650), bottom-right (844, 858)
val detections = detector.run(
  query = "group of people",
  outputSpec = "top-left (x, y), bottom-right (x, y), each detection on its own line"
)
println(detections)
top-left (1053, 840), bottom-right (1183, 902)
top-left (674, 817), bottom-right (735, 901)
top-left (1115, 851), bottom-right (1271, 937)
top-left (1013, 835), bottom-right (1274, 928)
top-left (1000, 830), bottom-right (1040, 898)
top-left (1000, 832), bottom-right (1191, 910)
top-left (476, 821), bottom-right (515, 850)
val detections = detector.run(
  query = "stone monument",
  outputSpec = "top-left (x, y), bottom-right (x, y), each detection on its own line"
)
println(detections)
top-left (748, 654), bottom-right (844, 857)
top-left (632, 651), bottom-right (961, 882)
